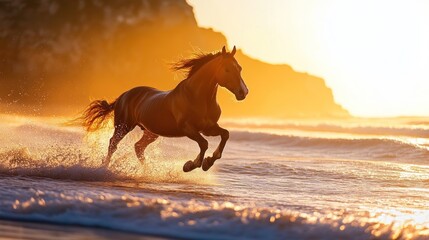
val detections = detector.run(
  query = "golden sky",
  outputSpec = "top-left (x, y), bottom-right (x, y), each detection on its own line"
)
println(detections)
top-left (188, 0), bottom-right (429, 117)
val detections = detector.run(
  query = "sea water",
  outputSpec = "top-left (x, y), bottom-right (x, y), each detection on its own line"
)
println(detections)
top-left (0, 114), bottom-right (428, 239)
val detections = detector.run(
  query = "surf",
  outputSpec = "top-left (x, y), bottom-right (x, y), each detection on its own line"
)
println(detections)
top-left (1, 115), bottom-right (429, 239)
top-left (1, 181), bottom-right (427, 240)
top-left (1, 115), bottom-right (428, 184)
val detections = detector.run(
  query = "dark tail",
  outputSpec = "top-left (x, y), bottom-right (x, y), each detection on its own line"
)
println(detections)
top-left (81, 99), bottom-right (116, 132)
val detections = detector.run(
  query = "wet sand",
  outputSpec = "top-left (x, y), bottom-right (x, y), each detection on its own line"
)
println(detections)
top-left (0, 219), bottom-right (170, 240)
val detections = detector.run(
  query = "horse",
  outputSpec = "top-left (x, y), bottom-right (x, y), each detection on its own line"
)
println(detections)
top-left (80, 46), bottom-right (248, 172)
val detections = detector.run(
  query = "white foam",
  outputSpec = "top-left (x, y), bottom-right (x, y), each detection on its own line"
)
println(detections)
top-left (2, 192), bottom-right (428, 240)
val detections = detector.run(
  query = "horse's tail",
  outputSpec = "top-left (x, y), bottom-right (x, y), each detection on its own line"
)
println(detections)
top-left (81, 99), bottom-right (116, 132)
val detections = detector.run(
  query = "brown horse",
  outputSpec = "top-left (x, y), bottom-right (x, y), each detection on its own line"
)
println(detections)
top-left (81, 46), bottom-right (248, 172)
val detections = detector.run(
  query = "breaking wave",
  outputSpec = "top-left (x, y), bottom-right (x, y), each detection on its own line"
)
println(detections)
top-left (0, 119), bottom-right (428, 183)
top-left (1, 116), bottom-right (429, 239)
top-left (224, 120), bottom-right (429, 138)
top-left (1, 190), bottom-right (427, 240)
top-left (231, 131), bottom-right (429, 163)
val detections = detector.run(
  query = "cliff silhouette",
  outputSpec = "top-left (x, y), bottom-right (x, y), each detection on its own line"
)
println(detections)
top-left (0, 0), bottom-right (349, 118)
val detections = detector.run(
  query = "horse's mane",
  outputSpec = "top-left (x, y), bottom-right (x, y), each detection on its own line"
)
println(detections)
top-left (172, 51), bottom-right (221, 79)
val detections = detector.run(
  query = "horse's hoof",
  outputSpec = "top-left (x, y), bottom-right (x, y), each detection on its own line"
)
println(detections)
top-left (202, 157), bottom-right (215, 171)
top-left (183, 161), bottom-right (196, 172)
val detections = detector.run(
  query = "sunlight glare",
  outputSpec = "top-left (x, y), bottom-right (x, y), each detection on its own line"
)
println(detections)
top-left (189, 0), bottom-right (429, 117)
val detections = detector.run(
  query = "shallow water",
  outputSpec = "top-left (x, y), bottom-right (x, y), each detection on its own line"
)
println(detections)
top-left (0, 115), bottom-right (428, 239)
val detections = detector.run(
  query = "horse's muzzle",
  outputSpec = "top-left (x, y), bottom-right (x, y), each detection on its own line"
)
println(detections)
top-left (235, 89), bottom-right (248, 101)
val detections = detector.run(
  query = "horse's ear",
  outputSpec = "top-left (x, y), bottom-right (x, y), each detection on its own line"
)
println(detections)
top-left (231, 46), bottom-right (236, 56)
top-left (222, 46), bottom-right (226, 55)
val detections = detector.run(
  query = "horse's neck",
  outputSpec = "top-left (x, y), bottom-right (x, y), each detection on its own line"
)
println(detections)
top-left (181, 61), bottom-right (219, 104)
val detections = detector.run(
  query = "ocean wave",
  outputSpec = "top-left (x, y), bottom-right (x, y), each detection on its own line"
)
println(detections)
top-left (0, 190), bottom-right (427, 240)
top-left (1, 120), bottom-right (428, 183)
top-left (1, 117), bottom-right (429, 239)
top-left (300, 123), bottom-right (429, 138)
top-left (224, 121), bottom-right (429, 138)
top-left (230, 131), bottom-right (429, 163)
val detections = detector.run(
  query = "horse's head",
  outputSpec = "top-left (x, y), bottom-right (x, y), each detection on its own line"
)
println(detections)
top-left (216, 46), bottom-right (249, 101)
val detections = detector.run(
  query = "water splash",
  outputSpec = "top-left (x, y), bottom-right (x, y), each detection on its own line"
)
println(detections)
top-left (0, 116), bottom-right (216, 184)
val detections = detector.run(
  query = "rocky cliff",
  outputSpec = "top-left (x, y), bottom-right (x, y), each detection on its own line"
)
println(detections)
top-left (0, 0), bottom-right (349, 117)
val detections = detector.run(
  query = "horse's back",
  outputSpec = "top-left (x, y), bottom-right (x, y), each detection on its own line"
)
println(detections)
top-left (114, 86), bottom-right (182, 136)
top-left (113, 86), bottom-right (161, 126)
top-left (115, 86), bottom-right (158, 111)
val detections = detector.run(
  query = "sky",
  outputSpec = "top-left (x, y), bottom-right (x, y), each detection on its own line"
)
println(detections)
top-left (187, 0), bottom-right (429, 117)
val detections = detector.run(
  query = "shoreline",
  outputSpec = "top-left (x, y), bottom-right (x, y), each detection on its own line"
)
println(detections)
top-left (0, 218), bottom-right (172, 240)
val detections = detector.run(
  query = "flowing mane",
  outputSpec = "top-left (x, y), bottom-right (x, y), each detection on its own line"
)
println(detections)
top-left (172, 51), bottom-right (221, 79)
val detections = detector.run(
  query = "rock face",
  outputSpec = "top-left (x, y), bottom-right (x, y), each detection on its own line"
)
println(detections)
top-left (0, 0), bottom-right (349, 117)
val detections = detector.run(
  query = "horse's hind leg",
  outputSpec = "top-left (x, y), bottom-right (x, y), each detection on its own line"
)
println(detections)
top-left (103, 125), bottom-right (133, 167)
top-left (135, 130), bottom-right (158, 162)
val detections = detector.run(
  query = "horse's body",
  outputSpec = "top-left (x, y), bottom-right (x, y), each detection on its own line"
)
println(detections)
top-left (81, 46), bottom-right (248, 172)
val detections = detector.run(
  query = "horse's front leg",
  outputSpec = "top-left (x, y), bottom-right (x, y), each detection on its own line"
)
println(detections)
top-left (202, 124), bottom-right (229, 171)
top-left (182, 123), bottom-right (208, 172)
